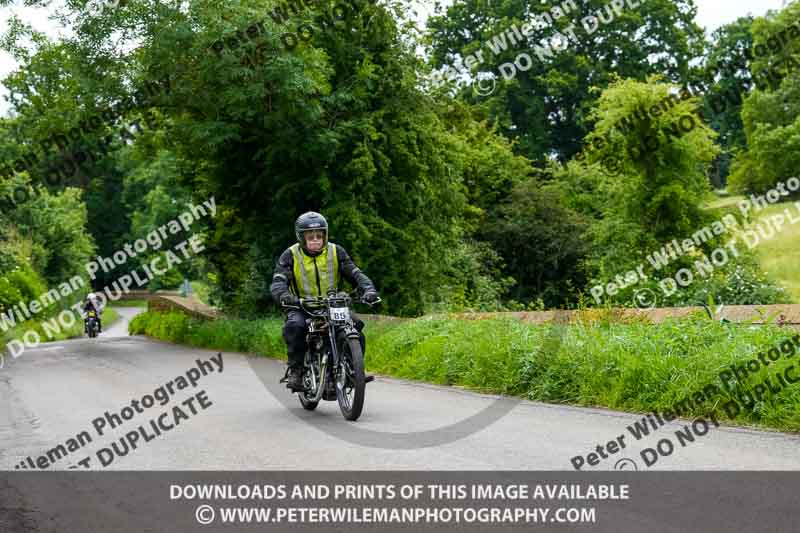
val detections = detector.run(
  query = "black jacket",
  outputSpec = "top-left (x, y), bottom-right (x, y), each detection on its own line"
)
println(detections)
top-left (270, 243), bottom-right (376, 303)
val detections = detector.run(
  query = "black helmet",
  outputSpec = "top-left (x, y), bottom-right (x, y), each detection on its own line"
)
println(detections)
top-left (295, 211), bottom-right (328, 247)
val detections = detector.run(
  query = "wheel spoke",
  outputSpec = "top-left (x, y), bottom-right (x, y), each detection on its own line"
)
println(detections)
top-left (338, 359), bottom-right (354, 409)
top-left (335, 341), bottom-right (364, 420)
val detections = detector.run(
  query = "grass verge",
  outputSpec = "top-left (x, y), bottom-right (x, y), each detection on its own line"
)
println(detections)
top-left (2, 307), bottom-right (121, 348)
top-left (751, 201), bottom-right (800, 302)
top-left (130, 309), bottom-right (800, 433)
top-left (705, 192), bottom-right (746, 210)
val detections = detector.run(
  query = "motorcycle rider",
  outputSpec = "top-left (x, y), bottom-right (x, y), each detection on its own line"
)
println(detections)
top-left (270, 211), bottom-right (380, 391)
top-left (83, 292), bottom-right (104, 334)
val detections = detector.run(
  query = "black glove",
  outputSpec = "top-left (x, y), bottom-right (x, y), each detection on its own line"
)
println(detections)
top-left (363, 290), bottom-right (379, 304)
top-left (281, 293), bottom-right (300, 307)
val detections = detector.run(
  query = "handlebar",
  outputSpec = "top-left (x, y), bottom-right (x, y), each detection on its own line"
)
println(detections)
top-left (281, 291), bottom-right (382, 311)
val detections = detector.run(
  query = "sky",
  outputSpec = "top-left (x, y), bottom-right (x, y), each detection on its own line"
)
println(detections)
top-left (0, 0), bottom-right (790, 116)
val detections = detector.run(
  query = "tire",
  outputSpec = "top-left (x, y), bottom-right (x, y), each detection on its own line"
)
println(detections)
top-left (298, 364), bottom-right (319, 411)
top-left (298, 393), bottom-right (318, 411)
top-left (336, 337), bottom-right (365, 421)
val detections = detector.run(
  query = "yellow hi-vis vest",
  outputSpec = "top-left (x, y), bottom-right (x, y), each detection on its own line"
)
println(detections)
top-left (289, 243), bottom-right (339, 297)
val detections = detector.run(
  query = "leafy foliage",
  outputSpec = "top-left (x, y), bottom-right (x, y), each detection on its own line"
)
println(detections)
top-left (578, 77), bottom-right (719, 275)
top-left (700, 16), bottom-right (754, 187)
top-left (480, 176), bottom-right (591, 308)
top-left (426, 0), bottom-right (707, 163)
top-left (729, 3), bottom-right (800, 194)
top-left (9, 186), bottom-right (96, 286)
top-left (0, 0), bottom-right (797, 317)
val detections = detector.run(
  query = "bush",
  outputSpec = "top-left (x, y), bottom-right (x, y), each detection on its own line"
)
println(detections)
top-left (480, 177), bottom-right (591, 309)
top-left (595, 253), bottom-right (791, 309)
top-left (673, 261), bottom-right (791, 306)
top-left (0, 275), bottom-right (23, 313)
top-left (7, 266), bottom-right (48, 304)
top-left (727, 155), bottom-right (767, 195)
top-left (129, 311), bottom-right (285, 355)
top-left (130, 309), bottom-right (800, 432)
top-left (0, 264), bottom-right (48, 313)
top-left (10, 187), bottom-right (96, 286)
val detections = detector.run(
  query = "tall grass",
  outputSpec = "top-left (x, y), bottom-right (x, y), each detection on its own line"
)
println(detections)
top-left (129, 310), bottom-right (284, 355)
top-left (130, 310), bottom-right (800, 432)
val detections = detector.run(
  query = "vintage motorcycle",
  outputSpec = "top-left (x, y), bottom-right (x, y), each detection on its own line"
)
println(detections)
top-left (85, 310), bottom-right (100, 338)
top-left (282, 291), bottom-right (380, 421)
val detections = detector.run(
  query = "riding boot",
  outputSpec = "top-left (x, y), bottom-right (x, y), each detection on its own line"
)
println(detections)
top-left (285, 366), bottom-right (304, 391)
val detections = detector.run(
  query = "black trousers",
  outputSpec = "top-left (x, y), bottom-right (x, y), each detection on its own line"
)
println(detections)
top-left (283, 310), bottom-right (365, 369)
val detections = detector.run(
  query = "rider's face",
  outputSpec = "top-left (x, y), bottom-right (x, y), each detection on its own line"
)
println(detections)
top-left (304, 230), bottom-right (325, 252)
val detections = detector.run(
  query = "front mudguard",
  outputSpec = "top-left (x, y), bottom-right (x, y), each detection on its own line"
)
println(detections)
top-left (336, 324), bottom-right (365, 357)
top-left (337, 324), bottom-right (361, 344)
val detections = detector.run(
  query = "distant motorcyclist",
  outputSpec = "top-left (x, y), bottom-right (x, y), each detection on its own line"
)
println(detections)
top-left (270, 211), bottom-right (380, 391)
top-left (83, 293), bottom-right (103, 334)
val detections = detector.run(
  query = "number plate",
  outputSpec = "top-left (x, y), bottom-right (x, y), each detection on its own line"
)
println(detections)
top-left (330, 307), bottom-right (350, 322)
top-left (88, 312), bottom-right (96, 317)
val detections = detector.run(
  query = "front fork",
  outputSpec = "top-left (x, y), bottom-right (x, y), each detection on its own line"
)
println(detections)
top-left (328, 324), bottom-right (341, 369)
top-left (306, 324), bottom-right (357, 399)
top-left (305, 325), bottom-right (341, 402)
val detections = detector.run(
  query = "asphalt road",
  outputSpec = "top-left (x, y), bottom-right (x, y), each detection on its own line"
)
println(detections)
top-left (2, 306), bottom-right (800, 471)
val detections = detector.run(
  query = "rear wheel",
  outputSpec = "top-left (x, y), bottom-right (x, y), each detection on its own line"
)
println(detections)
top-left (298, 393), bottom-right (318, 411)
top-left (336, 338), bottom-right (365, 421)
top-left (298, 360), bottom-right (319, 411)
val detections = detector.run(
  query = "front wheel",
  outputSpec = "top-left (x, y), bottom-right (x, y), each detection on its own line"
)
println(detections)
top-left (336, 338), bottom-right (365, 421)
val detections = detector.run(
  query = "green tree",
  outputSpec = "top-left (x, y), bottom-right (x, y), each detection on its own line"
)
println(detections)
top-left (426, 0), bottom-right (706, 163)
top-left (0, 4), bottom-right (201, 292)
top-left (729, 4), bottom-right (800, 194)
top-left (118, 144), bottom-right (198, 291)
top-left (700, 16), bottom-right (754, 188)
top-left (0, 0), bottom-right (534, 315)
top-left (579, 77), bottom-right (719, 282)
top-left (9, 186), bottom-right (97, 285)
top-left (480, 174), bottom-right (591, 307)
